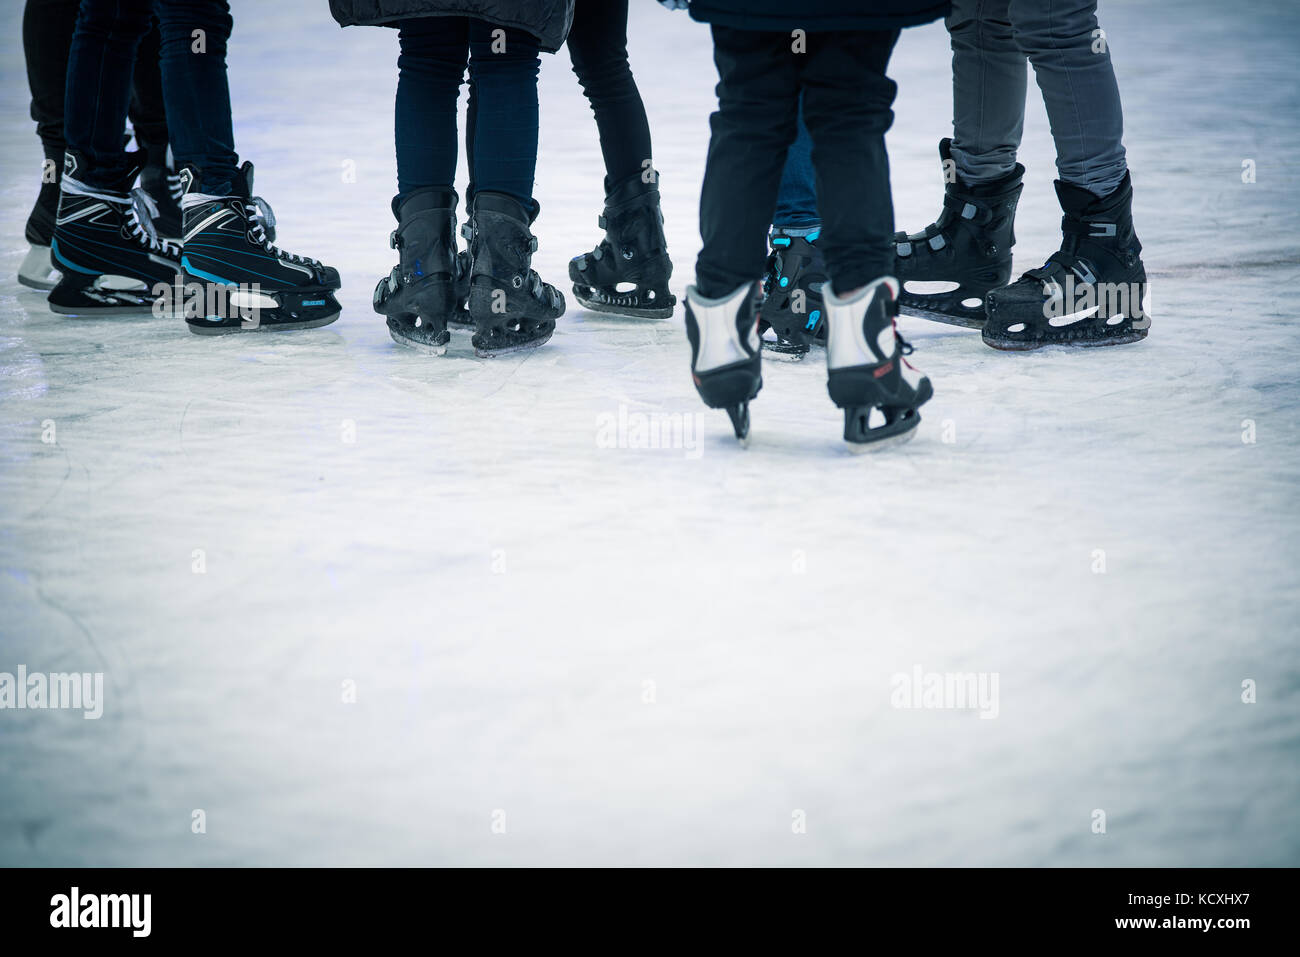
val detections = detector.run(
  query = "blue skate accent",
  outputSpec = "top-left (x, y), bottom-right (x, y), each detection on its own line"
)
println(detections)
top-left (181, 255), bottom-right (237, 286)
top-left (51, 238), bottom-right (101, 274)
top-left (302, 300), bottom-right (326, 306)
top-left (805, 309), bottom-right (821, 331)
top-left (806, 229), bottom-right (820, 242)
top-left (779, 277), bottom-right (789, 287)
top-left (771, 237), bottom-right (791, 247)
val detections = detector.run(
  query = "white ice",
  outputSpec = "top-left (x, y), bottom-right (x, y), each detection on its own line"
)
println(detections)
top-left (1, 1), bottom-right (1298, 866)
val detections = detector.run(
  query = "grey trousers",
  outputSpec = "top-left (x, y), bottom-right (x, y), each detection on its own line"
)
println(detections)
top-left (947, 0), bottom-right (1128, 198)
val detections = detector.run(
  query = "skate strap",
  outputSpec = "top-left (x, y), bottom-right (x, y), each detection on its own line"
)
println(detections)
top-left (941, 191), bottom-right (995, 225)
top-left (1062, 216), bottom-right (1117, 238)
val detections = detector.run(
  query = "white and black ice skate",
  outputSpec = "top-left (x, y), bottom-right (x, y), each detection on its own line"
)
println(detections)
top-left (47, 151), bottom-right (181, 315)
top-left (179, 162), bottom-right (341, 335)
top-left (825, 277), bottom-right (932, 451)
top-left (684, 282), bottom-right (762, 445)
top-left (19, 160), bottom-right (61, 290)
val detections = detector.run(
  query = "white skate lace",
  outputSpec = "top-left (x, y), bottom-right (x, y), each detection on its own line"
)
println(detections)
top-left (127, 188), bottom-right (180, 257)
top-left (246, 203), bottom-right (318, 267)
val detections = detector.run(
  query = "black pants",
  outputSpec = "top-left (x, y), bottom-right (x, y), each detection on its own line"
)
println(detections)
top-left (23, 0), bottom-right (168, 167)
top-left (567, 0), bottom-right (653, 191)
top-left (695, 26), bottom-right (900, 299)
top-left (64, 0), bottom-right (238, 193)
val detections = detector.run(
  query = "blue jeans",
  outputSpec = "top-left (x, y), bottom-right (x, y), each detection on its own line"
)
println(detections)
top-left (64, 0), bottom-right (239, 193)
top-left (396, 18), bottom-right (539, 209)
top-left (771, 98), bottom-right (818, 230)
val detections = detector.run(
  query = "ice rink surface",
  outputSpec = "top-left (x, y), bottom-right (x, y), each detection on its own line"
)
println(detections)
top-left (1, 1), bottom-right (1298, 866)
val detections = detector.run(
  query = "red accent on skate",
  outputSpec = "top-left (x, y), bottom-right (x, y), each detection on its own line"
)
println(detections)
top-left (874, 361), bottom-right (894, 378)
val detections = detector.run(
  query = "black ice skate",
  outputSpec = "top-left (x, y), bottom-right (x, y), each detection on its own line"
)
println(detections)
top-left (47, 151), bottom-right (181, 315)
top-left (374, 188), bottom-right (468, 355)
top-left (684, 282), bottom-right (762, 445)
top-left (465, 192), bottom-right (564, 357)
top-left (825, 277), bottom-right (933, 451)
top-left (894, 138), bottom-right (1023, 328)
top-left (138, 161), bottom-right (183, 241)
top-left (984, 173), bottom-right (1149, 350)
top-left (569, 173), bottom-right (675, 320)
top-left (760, 227), bottom-right (827, 359)
top-left (179, 162), bottom-right (341, 335)
top-left (19, 154), bottom-right (61, 290)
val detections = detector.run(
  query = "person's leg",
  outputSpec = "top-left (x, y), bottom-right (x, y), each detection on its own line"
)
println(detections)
top-left (695, 27), bottom-right (801, 299)
top-left (129, 15), bottom-right (169, 165)
top-left (1009, 0), bottom-right (1127, 197)
top-left (394, 17), bottom-right (468, 201)
top-left (153, 0), bottom-right (238, 195)
top-left (947, 0), bottom-right (1027, 185)
top-left (465, 21), bottom-right (540, 208)
top-left (63, 0), bottom-right (155, 187)
top-left (772, 98), bottom-right (819, 231)
top-left (800, 30), bottom-right (900, 294)
top-left (24, 0), bottom-right (80, 166)
top-left (566, 0), bottom-right (652, 189)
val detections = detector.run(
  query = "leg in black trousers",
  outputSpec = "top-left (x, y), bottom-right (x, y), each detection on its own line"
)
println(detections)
top-left (566, 0), bottom-right (652, 189)
top-left (694, 27), bottom-right (801, 300)
top-left (565, 0), bottom-right (676, 319)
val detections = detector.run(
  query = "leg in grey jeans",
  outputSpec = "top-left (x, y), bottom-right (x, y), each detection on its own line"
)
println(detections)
top-left (947, 0), bottom-right (1128, 198)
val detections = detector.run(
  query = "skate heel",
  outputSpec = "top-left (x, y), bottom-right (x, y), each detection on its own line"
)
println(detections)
top-left (377, 271), bottom-right (455, 355)
top-left (685, 283), bottom-right (762, 444)
top-left (18, 244), bottom-right (60, 291)
top-left (825, 277), bottom-right (932, 450)
top-left (467, 279), bottom-right (559, 358)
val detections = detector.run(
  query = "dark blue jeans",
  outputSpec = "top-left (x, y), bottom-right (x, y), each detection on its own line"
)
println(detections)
top-left (396, 18), bottom-right (540, 209)
top-left (64, 0), bottom-right (239, 193)
top-left (772, 99), bottom-right (818, 230)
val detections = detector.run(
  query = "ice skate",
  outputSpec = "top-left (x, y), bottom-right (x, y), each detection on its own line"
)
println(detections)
top-left (759, 227), bottom-right (827, 359)
top-left (824, 277), bottom-right (932, 451)
top-left (983, 173), bottom-right (1149, 350)
top-left (569, 173), bottom-right (675, 320)
top-left (684, 282), bottom-right (762, 445)
top-left (47, 151), bottom-right (180, 315)
top-left (465, 192), bottom-right (564, 357)
top-left (179, 162), bottom-right (341, 335)
top-left (19, 158), bottom-right (61, 290)
top-left (893, 138), bottom-right (1023, 328)
top-left (138, 160), bottom-right (183, 241)
top-left (374, 188), bottom-right (467, 355)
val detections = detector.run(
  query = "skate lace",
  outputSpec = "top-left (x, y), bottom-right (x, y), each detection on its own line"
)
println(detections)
top-left (167, 171), bottom-right (184, 204)
top-left (247, 203), bottom-right (317, 267)
top-left (127, 188), bottom-right (180, 257)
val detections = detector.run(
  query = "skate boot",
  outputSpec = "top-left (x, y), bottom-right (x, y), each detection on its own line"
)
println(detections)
top-left (448, 249), bottom-right (473, 329)
top-left (684, 282), bottom-right (762, 445)
top-left (759, 227), bottom-right (827, 359)
top-left (373, 188), bottom-right (467, 355)
top-left (465, 192), bottom-right (564, 357)
top-left (47, 151), bottom-right (181, 315)
top-left (569, 173), bottom-right (675, 319)
top-left (179, 162), bottom-right (341, 335)
top-left (19, 151), bottom-right (62, 290)
top-left (825, 277), bottom-right (932, 451)
top-left (984, 172), bottom-right (1148, 350)
top-left (893, 138), bottom-right (1023, 328)
top-left (139, 162), bottom-right (183, 241)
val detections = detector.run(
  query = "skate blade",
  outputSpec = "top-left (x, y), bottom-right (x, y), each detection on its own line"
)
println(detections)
top-left (982, 326), bottom-right (1149, 351)
top-left (186, 310), bottom-right (341, 335)
top-left (473, 329), bottom-right (555, 359)
top-left (760, 341), bottom-right (812, 361)
top-left (898, 302), bottom-right (986, 329)
top-left (389, 326), bottom-right (448, 356)
top-left (574, 293), bottom-right (675, 321)
top-left (49, 303), bottom-right (160, 317)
